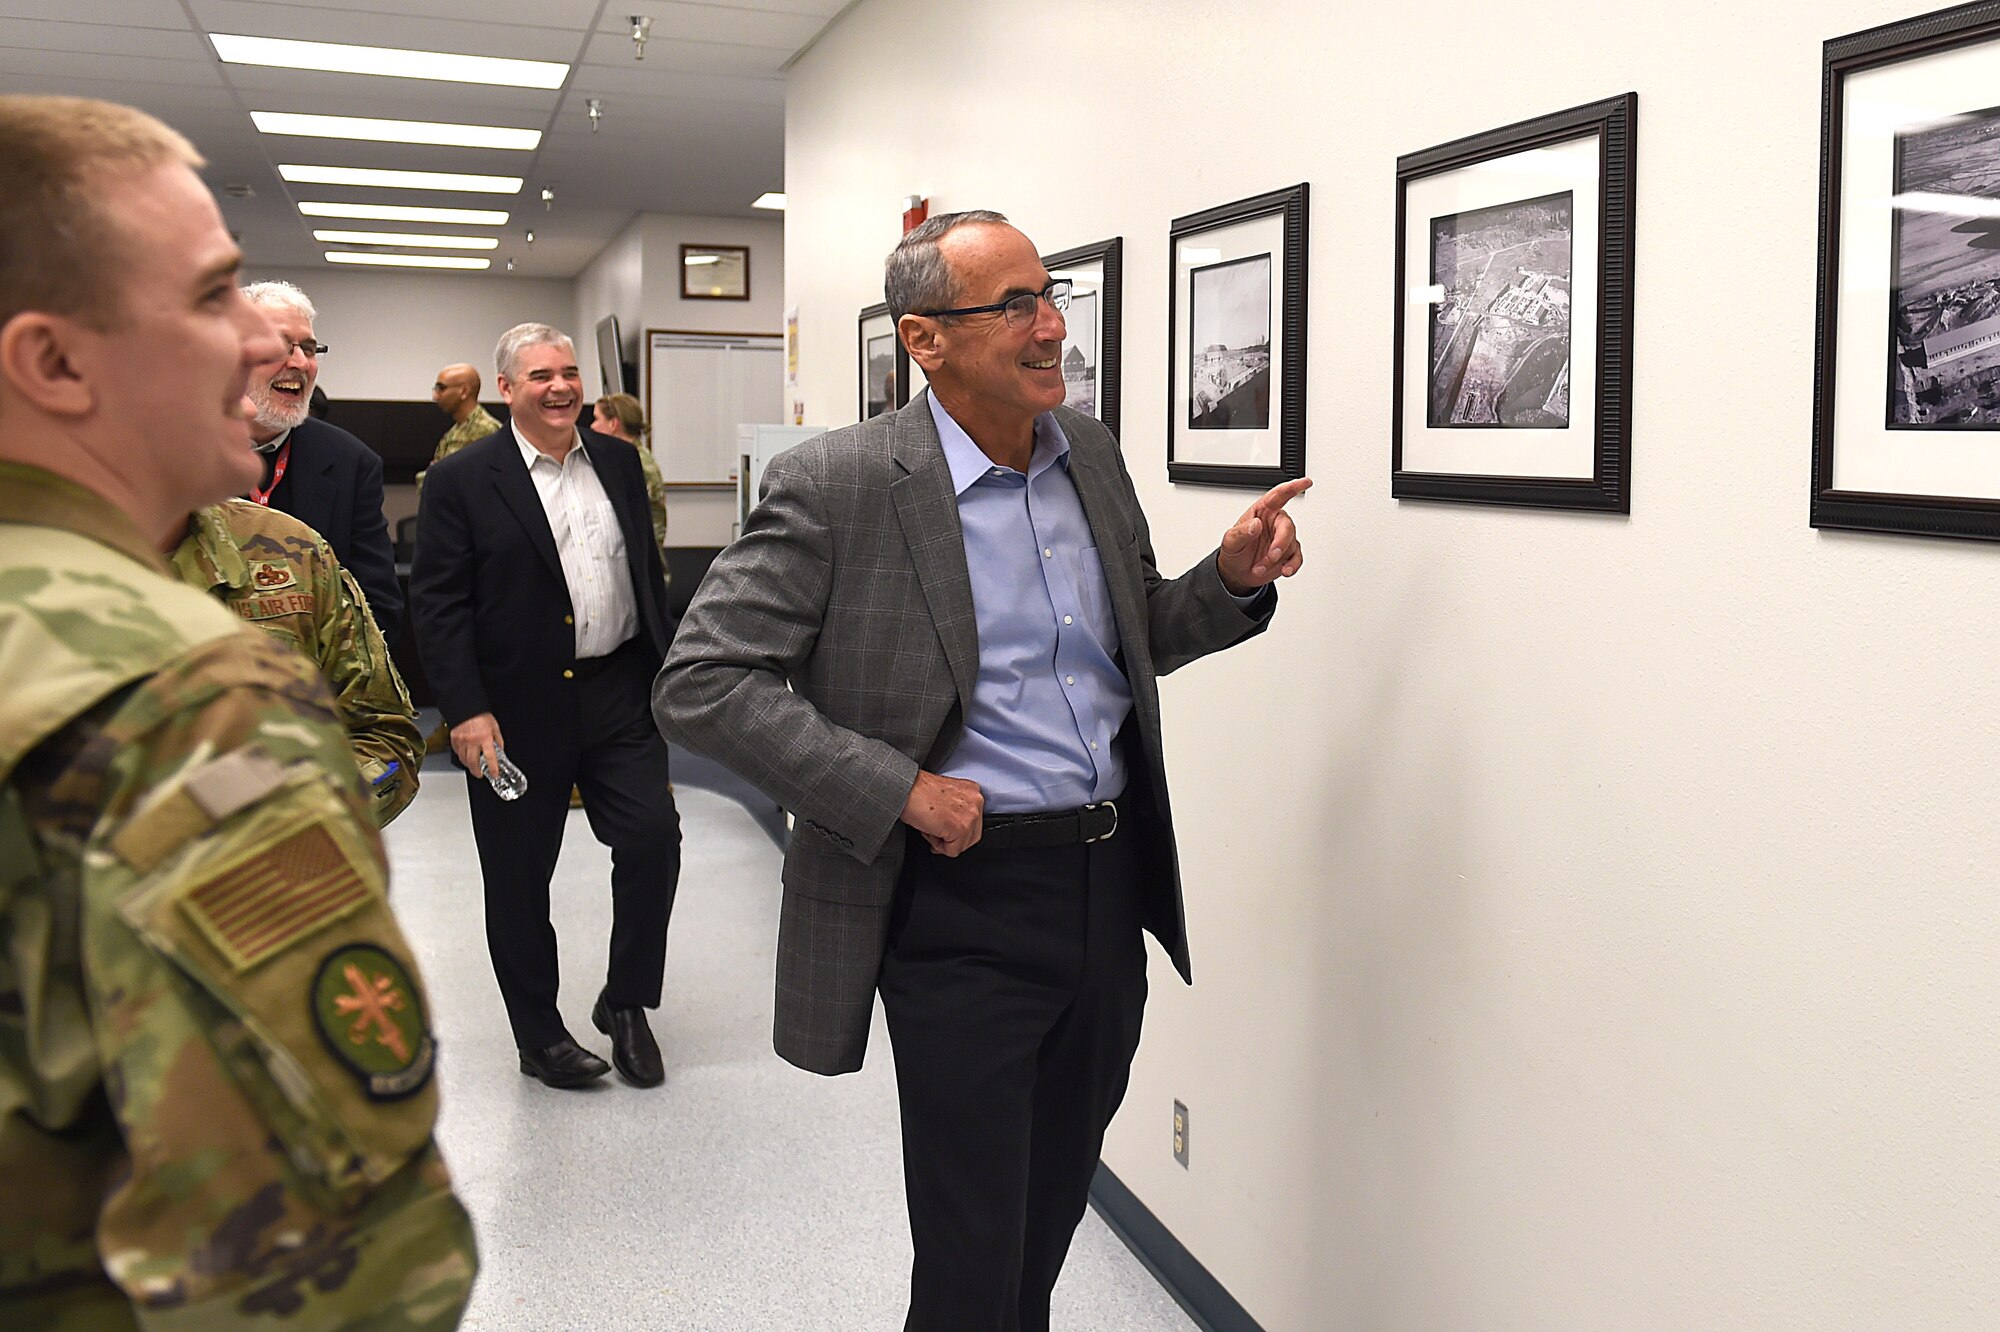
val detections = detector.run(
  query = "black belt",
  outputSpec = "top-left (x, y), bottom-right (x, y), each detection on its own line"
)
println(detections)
top-left (978, 800), bottom-right (1119, 850)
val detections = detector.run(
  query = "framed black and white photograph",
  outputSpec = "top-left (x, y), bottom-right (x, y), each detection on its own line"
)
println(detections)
top-left (1041, 237), bottom-right (1123, 439)
top-left (1168, 185), bottom-right (1308, 487)
top-left (857, 302), bottom-right (905, 419)
top-left (1814, 1), bottom-right (2000, 540)
top-left (682, 244), bottom-right (750, 300)
top-left (1393, 93), bottom-right (1636, 511)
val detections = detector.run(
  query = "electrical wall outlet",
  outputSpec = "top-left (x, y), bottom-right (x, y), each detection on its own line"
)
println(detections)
top-left (1173, 1099), bottom-right (1189, 1168)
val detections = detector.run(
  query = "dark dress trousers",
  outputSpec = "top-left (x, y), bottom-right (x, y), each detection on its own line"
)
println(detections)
top-left (410, 426), bottom-right (681, 1051)
top-left (265, 416), bottom-right (402, 639)
top-left (654, 395), bottom-right (1274, 1330)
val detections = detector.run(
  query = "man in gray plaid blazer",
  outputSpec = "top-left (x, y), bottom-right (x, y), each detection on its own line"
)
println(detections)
top-left (654, 212), bottom-right (1307, 1332)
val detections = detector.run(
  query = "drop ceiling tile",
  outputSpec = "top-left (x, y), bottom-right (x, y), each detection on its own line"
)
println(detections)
top-left (0, 0), bottom-right (195, 28)
top-left (0, 17), bottom-right (210, 58)
top-left (602, 3), bottom-right (828, 51)
top-left (213, 0), bottom-right (604, 28)
top-left (577, 37), bottom-right (787, 79)
top-left (190, 0), bottom-right (583, 62)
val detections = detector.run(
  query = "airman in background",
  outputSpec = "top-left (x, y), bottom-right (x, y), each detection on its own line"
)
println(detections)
top-left (171, 499), bottom-right (424, 826)
top-left (417, 361), bottom-right (502, 498)
top-left (592, 391), bottom-right (671, 579)
top-left (0, 94), bottom-right (476, 1328)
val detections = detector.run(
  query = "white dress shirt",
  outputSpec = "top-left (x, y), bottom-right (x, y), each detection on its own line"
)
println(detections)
top-left (513, 422), bottom-right (637, 658)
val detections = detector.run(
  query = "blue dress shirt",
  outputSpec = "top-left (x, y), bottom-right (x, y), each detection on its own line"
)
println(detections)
top-left (930, 396), bottom-right (1132, 814)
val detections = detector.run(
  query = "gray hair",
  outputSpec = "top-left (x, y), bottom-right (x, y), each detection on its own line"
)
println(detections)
top-left (241, 279), bottom-right (316, 324)
top-left (884, 209), bottom-right (1009, 322)
top-left (495, 322), bottom-right (575, 382)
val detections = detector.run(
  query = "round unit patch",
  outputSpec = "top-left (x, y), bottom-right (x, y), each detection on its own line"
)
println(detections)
top-left (311, 943), bottom-right (435, 1100)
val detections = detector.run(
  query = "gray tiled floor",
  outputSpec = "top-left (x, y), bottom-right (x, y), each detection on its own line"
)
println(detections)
top-left (385, 771), bottom-right (1197, 1331)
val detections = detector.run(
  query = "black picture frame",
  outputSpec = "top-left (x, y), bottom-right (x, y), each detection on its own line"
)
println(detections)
top-left (857, 302), bottom-right (908, 419)
top-left (1392, 93), bottom-right (1637, 512)
top-left (1167, 185), bottom-right (1309, 488)
top-left (682, 244), bottom-right (750, 300)
top-left (1813, 1), bottom-right (2000, 541)
top-left (1041, 237), bottom-right (1123, 440)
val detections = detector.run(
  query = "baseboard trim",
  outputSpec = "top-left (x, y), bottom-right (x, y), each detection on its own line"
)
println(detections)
top-left (1088, 1163), bottom-right (1266, 1332)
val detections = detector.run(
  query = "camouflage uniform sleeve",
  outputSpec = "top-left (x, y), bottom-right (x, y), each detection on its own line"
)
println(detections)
top-left (639, 443), bottom-right (672, 587)
top-left (319, 562), bottom-right (422, 828)
top-left (63, 634), bottom-right (475, 1328)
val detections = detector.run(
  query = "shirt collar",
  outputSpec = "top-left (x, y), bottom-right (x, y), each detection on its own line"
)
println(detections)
top-left (254, 426), bottom-right (292, 455)
top-left (513, 418), bottom-right (585, 469)
top-left (927, 395), bottom-right (1071, 497)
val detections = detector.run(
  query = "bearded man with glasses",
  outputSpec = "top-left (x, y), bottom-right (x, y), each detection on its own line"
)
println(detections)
top-left (657, 210), bottom-right (1310, 1331)
top-left (240, 280), bottom-right (402, 642)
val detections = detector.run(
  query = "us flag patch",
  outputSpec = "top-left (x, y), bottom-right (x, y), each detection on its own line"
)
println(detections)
top-left (179, 822), bottom-right (372, 970)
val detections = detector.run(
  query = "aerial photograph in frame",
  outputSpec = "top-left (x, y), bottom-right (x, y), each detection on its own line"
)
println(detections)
top-left (1888, 105), bottom-right (2000, 429)
top-left (1427, 190), bottom-right (1573, 428)
top-left (1189, 253), bottom-right (1272, 430)
top-left (864, 332), bottom-right (896, 417)
top-left (1063, 289), bottom-right (1098, 416)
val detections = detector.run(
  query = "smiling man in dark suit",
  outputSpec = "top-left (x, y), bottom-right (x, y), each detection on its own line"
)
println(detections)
top-left (411, 322), bottom-right (682, 1090)
top-left (239, 280), bottom-right (400, 640)
top-left (654, 212), bottom-right (1308, 1331)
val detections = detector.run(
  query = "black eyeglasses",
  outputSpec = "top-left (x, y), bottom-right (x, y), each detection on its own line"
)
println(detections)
top-left (283, 339), bottom-right (328, 359)
top-left (918, 279), bottom-right (1071, 328)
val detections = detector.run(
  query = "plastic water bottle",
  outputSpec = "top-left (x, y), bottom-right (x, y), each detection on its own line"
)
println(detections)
top-left (481, 747), bottom-right (529, 801)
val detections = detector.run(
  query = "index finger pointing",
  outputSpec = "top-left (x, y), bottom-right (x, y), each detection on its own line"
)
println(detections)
top-left (1255, 476), bottom-right (1313, 515)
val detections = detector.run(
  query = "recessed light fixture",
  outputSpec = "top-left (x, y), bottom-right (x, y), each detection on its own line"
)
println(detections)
top-left (751, 192), bottom-right (787, 210)
top-left (325, 251), bottom-right (490, 270)
top-left (280, 164), bottom-right (522, 194)
top-left (300, 201), bottom-right (509, 225)
top-left (253, 111), bottom-right (540, 151)
top-left (212, 34), bottom-right (568, 89)
top-left (311, 229), bottom-right (499, 250)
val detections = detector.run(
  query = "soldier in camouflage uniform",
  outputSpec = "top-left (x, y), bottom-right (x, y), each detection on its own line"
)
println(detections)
top-left (170, 501), bottom-right (423, 827)
top-left (415, 363), bottom-right (501, 499)
top-left (591, 392), bottom-right (672, 582)
top-left (0, 95), bottom-right (476, 1329)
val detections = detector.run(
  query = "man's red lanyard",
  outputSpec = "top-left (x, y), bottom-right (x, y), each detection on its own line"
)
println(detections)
top-left (250, 438), bottom-right (291, 506)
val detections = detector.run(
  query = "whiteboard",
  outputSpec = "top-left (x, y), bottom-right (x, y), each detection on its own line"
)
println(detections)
top-left (644, 329), bottom-right (785, 486)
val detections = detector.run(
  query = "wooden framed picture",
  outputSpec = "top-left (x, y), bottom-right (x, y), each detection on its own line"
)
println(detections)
top-left (682, 244), bottom-right (750, 300)
top-left (1813, 1), bottom-right (2000, 540)
top-left (1167, 185), bottom-right (1309, 487)
top-left (857, 302), bottom-right (907, 419)
top-left (1041, 237), bottom-right (1123, 439)
top-left (1393, 93), bottom-right (1637, 511)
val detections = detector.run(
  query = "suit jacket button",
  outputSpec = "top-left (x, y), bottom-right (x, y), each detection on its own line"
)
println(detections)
top-left (562, 669), bottom-right (574, 679)
top-left (563, 615), bottom-right (574, 625)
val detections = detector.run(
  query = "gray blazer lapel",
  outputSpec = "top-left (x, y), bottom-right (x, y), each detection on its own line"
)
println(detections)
top-left (1065, 433), bottom-right (1149, 661)
top-left (888, 394), bottom-right (978, 714)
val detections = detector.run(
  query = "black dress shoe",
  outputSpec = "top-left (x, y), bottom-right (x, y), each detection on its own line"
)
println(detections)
top-left (518, 1037), bottom-right (610, 1088)
top-left (592, 989), bottom-right (664, 1088)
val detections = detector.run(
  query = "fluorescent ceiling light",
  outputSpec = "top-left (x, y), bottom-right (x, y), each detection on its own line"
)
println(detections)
top-left (325, 252), bottom-right (490, 270)
top-left (280, 164), bottom-right (521, 194)
top-left (212, 34), bottom-right (567, 89)
top-left (253, 111), bottom-right (540, 151)
top-left (751, 192), bottom-right (787, 210)
top-left (300, 201), bottom-right (509, 225)
top-left (312, 229), bottom-right (499, 250)
top-left (684, 254), bottom-right (720, 265)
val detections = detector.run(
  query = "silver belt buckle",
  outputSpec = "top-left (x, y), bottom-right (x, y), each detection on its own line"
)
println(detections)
top-left (1083, 800), bottom-right (1118, 843)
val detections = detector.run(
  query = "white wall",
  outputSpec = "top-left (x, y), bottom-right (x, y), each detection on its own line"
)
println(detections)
top-left (789, 4), bottom-right (2000, 1331)
top-left (571, 212), bottom-right (787, 547)
top-left (245, 266), bottom-right (574, 402)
